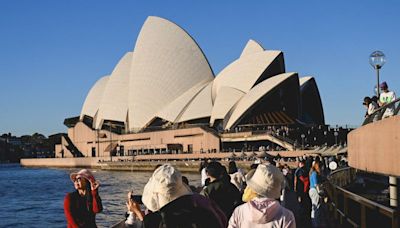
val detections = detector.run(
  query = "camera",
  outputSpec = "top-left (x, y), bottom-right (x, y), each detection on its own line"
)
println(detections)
top-left (130, 194), bottom-right (143, 205)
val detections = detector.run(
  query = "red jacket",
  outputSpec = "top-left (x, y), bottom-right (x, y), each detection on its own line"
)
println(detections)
top-left (64, 190), bottom-right (103, 228)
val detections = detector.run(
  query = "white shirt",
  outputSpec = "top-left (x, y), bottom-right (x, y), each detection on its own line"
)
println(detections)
top-left (380, 91), bottom-right (396, 117)
top-left (367, 101), bottom-right (379, 115)
top-left (201, 168), bottom-right (208, 187)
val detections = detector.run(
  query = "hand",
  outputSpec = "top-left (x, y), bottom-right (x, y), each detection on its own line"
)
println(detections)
top-left (126, 195), bottom-right (144, 221)
top-left (297, 196), bottom-right (302, 203)
top-left (91, 180), bottom-right (100, 190)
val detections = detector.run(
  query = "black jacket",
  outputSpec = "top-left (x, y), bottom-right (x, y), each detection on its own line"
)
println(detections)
top-left (143, 194), bottom-right (227, 228)
top-left (203, 178), bottom-right (242, 218)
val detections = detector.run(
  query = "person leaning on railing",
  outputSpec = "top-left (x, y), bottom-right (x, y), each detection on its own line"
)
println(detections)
top-left (363, 98), bottom-right (400, 125)
top-left (363, 97), bottom-right (379, 118)
top-left (379, 81), bottom-right (396, 119)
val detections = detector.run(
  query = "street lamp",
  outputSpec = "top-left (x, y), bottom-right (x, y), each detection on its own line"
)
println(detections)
top-left (109, 123), bottom-right (113, 161)
top-left (369, 51), bottom-right (386, 96)
top-left (334, 131), bottom-right (339, 145)
top-left (301, 134), bottom-right (305, 149)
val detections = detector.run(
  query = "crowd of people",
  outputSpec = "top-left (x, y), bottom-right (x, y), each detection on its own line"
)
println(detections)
top-left (363, 81), bottom-right (397, 121)
top-left (64, 155), bottom-right (342, 228)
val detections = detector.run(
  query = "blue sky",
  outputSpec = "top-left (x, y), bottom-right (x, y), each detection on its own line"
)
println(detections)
top-left (1, 0), bottom-right (399, 136)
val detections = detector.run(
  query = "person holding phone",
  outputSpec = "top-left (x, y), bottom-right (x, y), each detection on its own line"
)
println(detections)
top-left (64, 169), bottom-right (103, 228)
top-left (124, 164), bottom-right (227, 228)
top-left (124, 191), bottom-right (145, 226)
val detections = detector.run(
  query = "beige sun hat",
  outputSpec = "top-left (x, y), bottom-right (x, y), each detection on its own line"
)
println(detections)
top-left (70, 169), bottom-right (96, 184)
top-left (245, 164), bottom-right (284, 199)
top-left (142, 164), bottom-right (192, 212)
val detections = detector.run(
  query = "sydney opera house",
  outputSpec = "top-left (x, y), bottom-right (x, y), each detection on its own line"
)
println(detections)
top-left (56, 16), bottom-right (324, 159)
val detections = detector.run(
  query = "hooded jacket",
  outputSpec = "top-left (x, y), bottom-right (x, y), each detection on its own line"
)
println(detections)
top-left (228, 197), bottom-right (295, 228)
top-left (143, 194), bottom-right (227, 228)
top-left (123, 194), bottom-right (227, 228)
top-left (203, 177), bottom-right (242, 218)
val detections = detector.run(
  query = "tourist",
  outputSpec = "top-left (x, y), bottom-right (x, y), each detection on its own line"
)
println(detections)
top-left (371, 96), bottom-right (380, 107)
top-left (199, 160), bottom-right (209, 187)
top-left (64, 169), bottom-right (103, 228)
top-left (228, 164), bottom-right (296, 228)
top-left (202, 161), bottom-right (242, 218)
top-left (228, 161), bottom-right (246, 192)
top-left (124, 164), bottom-right (227, 227)
top-left (294, 161), bottom-right (309, 201)
top-left (363, 96), bottom-right (379, 118)
top-left (294, 160), bottom-right (311, 227)
top-left (379, 81), bottom-right (397, 118)
top-left (309, 161), bottom-right (326, 227)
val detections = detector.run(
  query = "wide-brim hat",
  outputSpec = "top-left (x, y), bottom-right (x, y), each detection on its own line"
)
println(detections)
top-left (70, 169), bottom-right (96, 184)
top-left (142, 164), bottom-right (192, 212)
top-left (246, 164), bottom-right (284, 199)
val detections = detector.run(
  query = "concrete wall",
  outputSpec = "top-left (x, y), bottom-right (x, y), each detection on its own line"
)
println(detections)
top-left (21, 157), bottom-right (103, 168)
top-left (348, 115), bottom-right (400, 177)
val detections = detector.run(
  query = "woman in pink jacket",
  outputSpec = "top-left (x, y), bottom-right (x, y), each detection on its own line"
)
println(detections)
top-left (228, 164), bottom-right (296, 228)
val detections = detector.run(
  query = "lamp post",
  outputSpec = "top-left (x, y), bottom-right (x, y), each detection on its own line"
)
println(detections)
top-left (96, 129), bottom-right (99, 157)
top-left (109, 123), bottom-right (113, 161)
top-left (369, 51), bottom-right (386, 96)
top-left (370, 51), bottom-right (400, 208)
top-left (334, 131), bottom-right (339, 145)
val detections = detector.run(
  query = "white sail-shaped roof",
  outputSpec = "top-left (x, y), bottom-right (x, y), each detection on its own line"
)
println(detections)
top-left (76, 16), bottom-right (324, 133)
top-left (210, 86), bottom-right (245, 126)
top-left (212, 50), bottom-right (283, 101)
top-left (80, 75), bottom-right (109, 120)
top-left (300, 76), bottom-right (313, 87)
top-left (178, 82), bottom-right (213, 122)
top-left (299, 76), bottom-right (325, 124)
top-left (240, 39), bottom-right (264, 58)
top-left (95, 52), bottom-right (132, 129)
top-left (224, 72), bottom-right (298, 129)
top-left (157, 81), bottom-right (209, 122)
top-left (128, 16), bottom-right (214, 131)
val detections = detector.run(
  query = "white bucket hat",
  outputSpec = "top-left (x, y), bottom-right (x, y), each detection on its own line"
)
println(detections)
top-left (246, 164), bottom-right (284, 199)
top-left (142, 164), bottom-right (192, 212)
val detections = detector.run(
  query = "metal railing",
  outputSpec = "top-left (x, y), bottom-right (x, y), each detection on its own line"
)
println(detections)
top-left (363, 98), bottom-right (400, 126)
top-left (326, 167), bottom-right (399, 228)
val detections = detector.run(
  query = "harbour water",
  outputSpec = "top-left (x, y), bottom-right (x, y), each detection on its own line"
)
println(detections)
top-left (0, 164), bottom-right (201, 227)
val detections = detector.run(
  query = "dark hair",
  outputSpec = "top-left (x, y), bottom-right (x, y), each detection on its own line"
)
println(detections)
top-left (182, 176), bottom-right (189, 185)
top-left (84, 179), bottom-right (93, 212)
top-left (363, 96), bottom-right (371, 105)
top-left (250, 163), bottom-right (258, 170)
top-left (268, 157), bottom-right (276, 166)
top-left (199, 160), bottom-right (208, 173)
top-left (228, 161), bottom-right (238, 174)
top-left (206, 162), bottom-right (224, 179)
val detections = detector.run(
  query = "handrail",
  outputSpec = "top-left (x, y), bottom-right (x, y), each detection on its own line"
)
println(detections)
top-left (363, 97), bottom-right (400, 126)
top-left (326, 168), bottom-right (399, 227)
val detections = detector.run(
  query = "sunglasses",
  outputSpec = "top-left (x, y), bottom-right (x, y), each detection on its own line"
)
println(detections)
top-left (74, 177), bottom-right (84, 182)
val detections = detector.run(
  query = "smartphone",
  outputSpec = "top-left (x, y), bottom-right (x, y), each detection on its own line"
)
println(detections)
top-left (130, 194), bottom-right (143, 205)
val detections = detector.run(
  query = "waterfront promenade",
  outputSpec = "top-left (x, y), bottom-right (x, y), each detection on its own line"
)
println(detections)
top-left (20, 149), bottom-right (317, 171)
